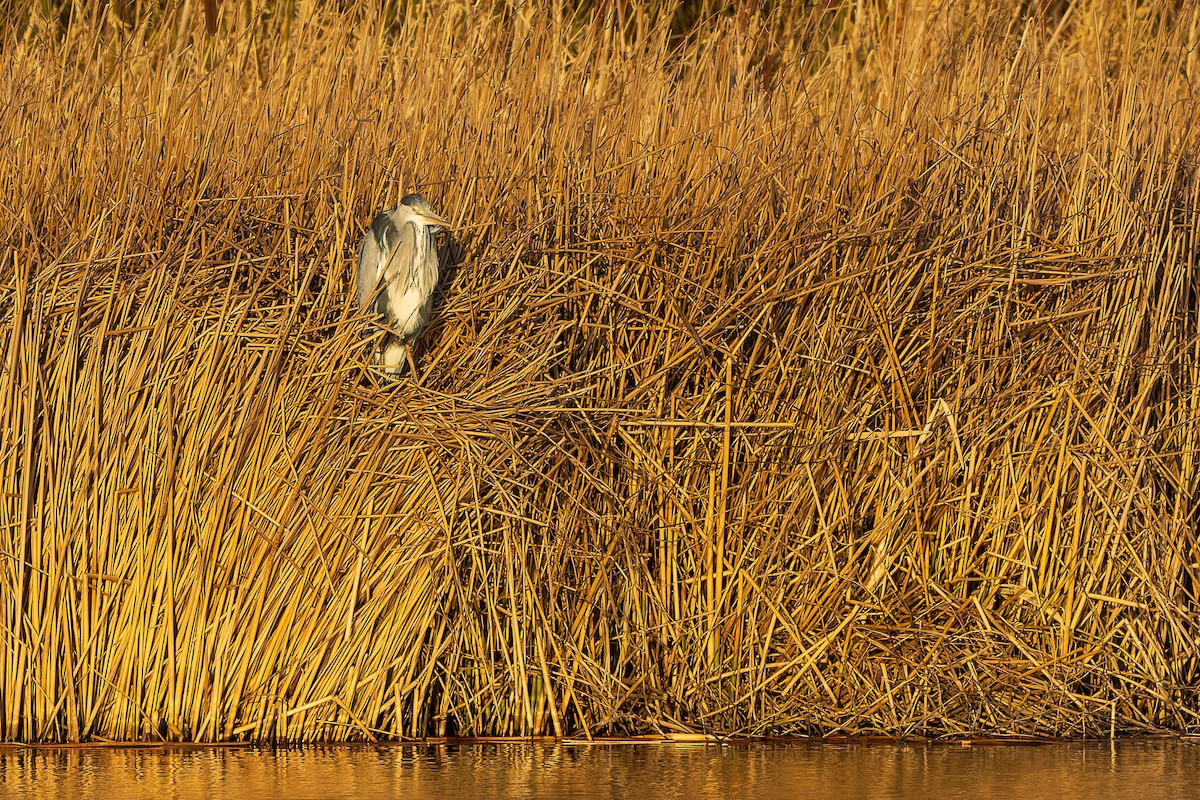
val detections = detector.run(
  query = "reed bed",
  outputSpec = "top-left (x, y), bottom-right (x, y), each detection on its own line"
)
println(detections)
top-left (3, 0), bottom-right (1200, 742)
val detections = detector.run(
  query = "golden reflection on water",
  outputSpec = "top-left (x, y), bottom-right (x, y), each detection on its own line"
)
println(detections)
top-left (1, 741), bottom-right (1198, 800)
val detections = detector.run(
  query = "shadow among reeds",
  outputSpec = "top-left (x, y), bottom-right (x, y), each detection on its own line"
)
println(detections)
top-left (3, 0), bottom-right (1200, 742)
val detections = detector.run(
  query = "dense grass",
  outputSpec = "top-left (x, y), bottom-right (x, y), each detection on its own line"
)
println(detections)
top-left (3, 0), bottom-right (1200, 742)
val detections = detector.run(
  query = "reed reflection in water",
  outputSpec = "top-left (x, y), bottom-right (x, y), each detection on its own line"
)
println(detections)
top-left (2, 740), bottom-right (1198, 799)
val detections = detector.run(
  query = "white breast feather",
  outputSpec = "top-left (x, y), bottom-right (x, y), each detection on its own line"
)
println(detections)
top-left (381, 226), bottom-right (437, 339)
top-left (388, 284), bottom-right (426, 337)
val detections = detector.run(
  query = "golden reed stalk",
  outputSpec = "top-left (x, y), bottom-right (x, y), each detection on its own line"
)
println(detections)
top-left (3, 0), bottom-right (1200, 741)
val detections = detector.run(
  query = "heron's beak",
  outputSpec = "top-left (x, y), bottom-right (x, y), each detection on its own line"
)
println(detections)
top-left (418, 209), bottom-right (452, 230)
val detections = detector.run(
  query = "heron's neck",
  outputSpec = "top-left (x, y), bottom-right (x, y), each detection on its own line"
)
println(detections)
top-left (411, 222), bottom-right (429, 262)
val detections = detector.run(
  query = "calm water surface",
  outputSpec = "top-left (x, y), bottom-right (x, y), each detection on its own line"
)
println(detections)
top-left (2, 740), bottom-right (1198, 799)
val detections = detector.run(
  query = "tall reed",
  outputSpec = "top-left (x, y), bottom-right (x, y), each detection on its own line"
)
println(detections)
top-left (3, 0), bottom-right (1200, 741)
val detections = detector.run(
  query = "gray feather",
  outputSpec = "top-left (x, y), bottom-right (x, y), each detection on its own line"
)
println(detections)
top-left (356, 212), bottom-right (395, 317)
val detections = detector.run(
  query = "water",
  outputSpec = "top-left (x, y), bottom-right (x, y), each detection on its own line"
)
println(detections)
top-left (2, 740), bottom-right (1198, 799)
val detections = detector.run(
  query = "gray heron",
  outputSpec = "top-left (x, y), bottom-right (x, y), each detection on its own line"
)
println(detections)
top-left (356, 193), bottom-right (450, 379)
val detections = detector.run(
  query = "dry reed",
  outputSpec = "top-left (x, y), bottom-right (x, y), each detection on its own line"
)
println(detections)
top-left (3, 0), bottom-right (1200, 742)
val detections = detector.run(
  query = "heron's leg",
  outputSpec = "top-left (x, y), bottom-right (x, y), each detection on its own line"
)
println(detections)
top-left (404, 343), bottom-right (420, 383)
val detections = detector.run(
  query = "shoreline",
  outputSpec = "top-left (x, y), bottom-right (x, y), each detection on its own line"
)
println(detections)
top-left (2, 733), bottom-right (1192, 749)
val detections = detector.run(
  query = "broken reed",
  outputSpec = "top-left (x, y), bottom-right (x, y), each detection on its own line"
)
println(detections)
top-left (3, 0), bottom-right (1200, 742)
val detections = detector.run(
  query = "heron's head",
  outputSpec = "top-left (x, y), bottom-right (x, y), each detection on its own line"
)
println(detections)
top-left (399, 193), bottom-right (451, 230)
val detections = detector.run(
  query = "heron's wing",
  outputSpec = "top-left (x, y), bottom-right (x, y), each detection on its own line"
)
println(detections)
top-left (356, 212), bottom-right (399, 317)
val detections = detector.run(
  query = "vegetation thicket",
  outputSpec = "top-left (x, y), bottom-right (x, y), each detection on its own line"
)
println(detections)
top-left (4, 0), bottom-right (1200, 742)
